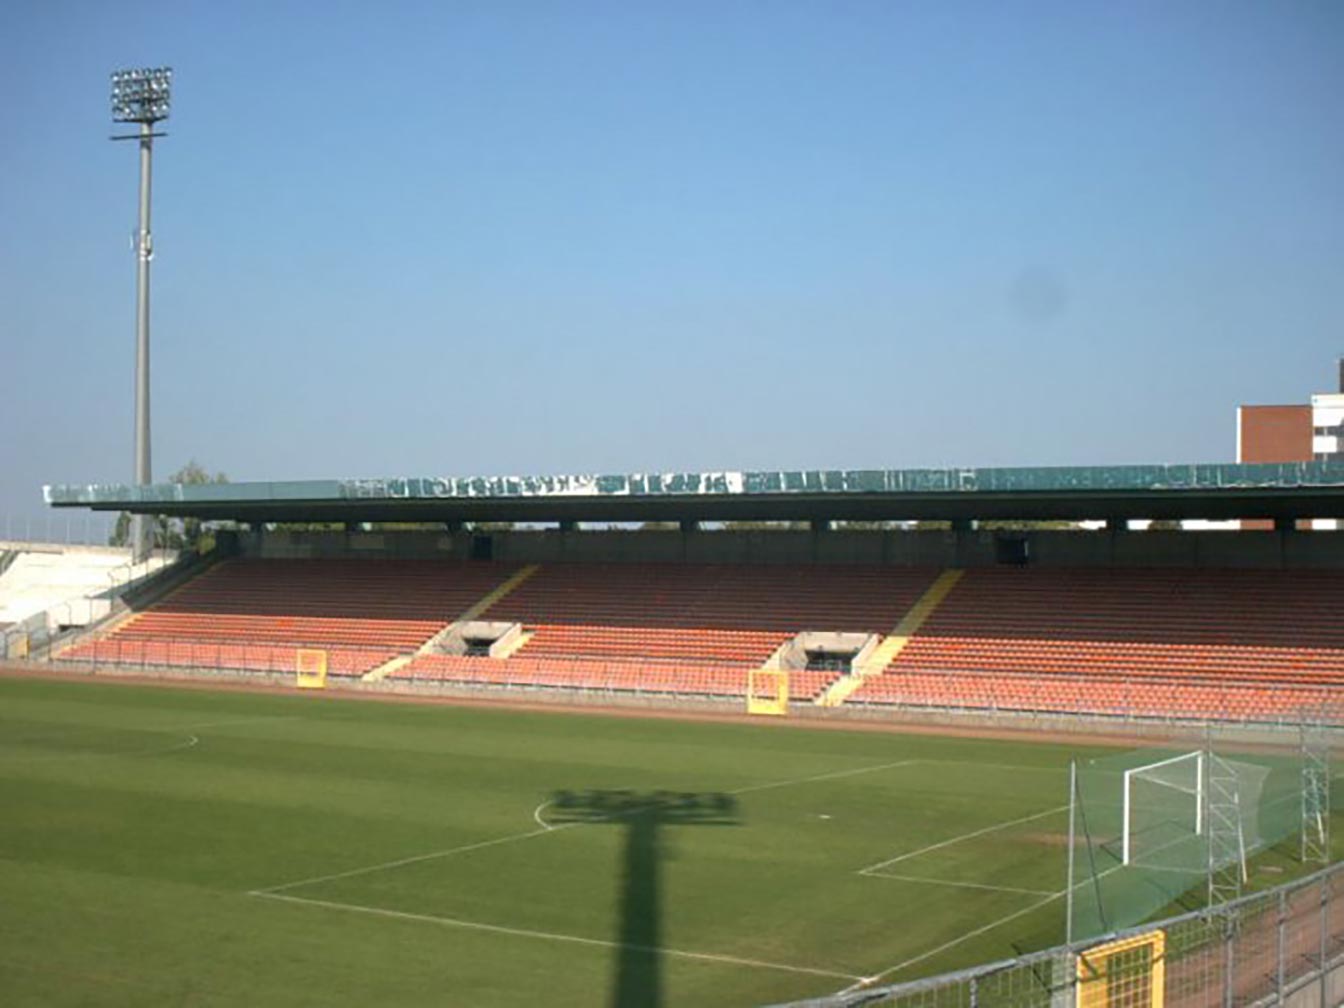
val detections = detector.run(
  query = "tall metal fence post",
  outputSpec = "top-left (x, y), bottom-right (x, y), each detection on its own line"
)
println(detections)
top-left (1278, 887), bottom-right (1287, 1003)
top-left (1066, 759), bottom-right (1077, 946)
top-left (1320, 873), bottom-right (1330, 1008)
top-left (1223, 908), bottom-right (1235, 1008)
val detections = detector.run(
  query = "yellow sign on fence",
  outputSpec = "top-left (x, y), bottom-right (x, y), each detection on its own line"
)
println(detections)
top-left (295, 649), bottom-right (328, 690)
top-left (1076, 929), bottom-right (1166, 1008)
top-left (746, 668), bottom-right (789, 717)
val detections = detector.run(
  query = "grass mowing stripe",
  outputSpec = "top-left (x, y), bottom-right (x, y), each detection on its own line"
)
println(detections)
top-left (857, 803), bottom-right (1068, 875)
top-left (727, 759), bottom-right (919, 796)
top-left (252, 824), bottom-right (573, 894)
top-left (841, 888), bottom-right (1065, 995)
top-left (265, 758), bottom-right (922, 893)
top-left (181, 714), bottom-right (300, 731)
top-left (27, 677), bottom-right (1328, 1008)
top-left (0, 732), bottom-right (200, 763)
top-left (847, 823), bottom-right (1205, 995)
top-left (252, 890), bottom-right (867, 983)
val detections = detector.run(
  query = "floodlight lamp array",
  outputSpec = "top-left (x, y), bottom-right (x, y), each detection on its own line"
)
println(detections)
top-left (111, 67), bottom-right (172, 123)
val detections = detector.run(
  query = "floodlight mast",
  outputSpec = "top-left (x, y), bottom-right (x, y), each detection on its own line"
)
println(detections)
top-left (110, 67), bottom-right (171, 562)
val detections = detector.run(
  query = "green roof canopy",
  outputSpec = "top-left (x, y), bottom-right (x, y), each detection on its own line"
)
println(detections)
top-left (43, 462), bottom-right (1344, 525)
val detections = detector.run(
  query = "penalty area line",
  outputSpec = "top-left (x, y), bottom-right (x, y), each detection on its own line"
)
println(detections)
top-left (262, 757), bottom-right (921, 893)
top-left (250, 890), bottom-right (865, 983)
top-left (845, 845), bottom-right (1154, 997)
top-left (253, 824), bottom-right (580, 895)
top-left (857, 803), bottom-right (1067, 876)
top-left (861, 872), bottom-right (1057, 897)
top-left (729, 758), bottom-right (920, 796)
top-left (841, 888), bottom-right (1064, 996)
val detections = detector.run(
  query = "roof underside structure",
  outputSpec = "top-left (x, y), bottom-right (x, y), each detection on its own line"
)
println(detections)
top-left (43, 462), bottom-right (1344, 525)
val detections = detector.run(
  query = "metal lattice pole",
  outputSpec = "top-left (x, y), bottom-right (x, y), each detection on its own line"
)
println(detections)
top-left (1206, 748), bottom-right (1245, 910)
top-left (1301, 717), bottom-right (1331, 866)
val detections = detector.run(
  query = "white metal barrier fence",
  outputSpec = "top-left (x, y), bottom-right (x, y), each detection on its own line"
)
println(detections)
top-left (768, 861), bottom-right (1344, 1008)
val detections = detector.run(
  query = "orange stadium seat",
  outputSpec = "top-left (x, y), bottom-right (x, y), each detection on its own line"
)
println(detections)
top-left (851, 567), bottom-right (1344, 721)
top-left (60, 557), bottom-right (518, 678)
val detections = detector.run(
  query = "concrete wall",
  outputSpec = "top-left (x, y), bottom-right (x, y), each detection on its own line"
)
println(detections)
top-left (243, 528), bottom-right (1344, 569)
top-left (1283, 952), bottom-right (1344, 1008)
top-left (0, 544), bottom-right (172, 627)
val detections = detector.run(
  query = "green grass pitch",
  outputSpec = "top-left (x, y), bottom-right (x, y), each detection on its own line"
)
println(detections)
top-left (0, 676), bottom-right (1327, 1007)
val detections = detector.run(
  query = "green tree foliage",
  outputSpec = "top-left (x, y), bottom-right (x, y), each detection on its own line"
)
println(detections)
top-left (109, 461), bottom-right (228, 552)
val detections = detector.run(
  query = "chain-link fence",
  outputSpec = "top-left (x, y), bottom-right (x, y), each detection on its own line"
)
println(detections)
top-left (1, 513), bottom-right (122, 547)
top-left (769, 861), bottom-right (1344, 1008)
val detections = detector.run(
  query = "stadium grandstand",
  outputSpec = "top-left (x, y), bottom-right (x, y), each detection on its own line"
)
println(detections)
top-left (8, 462), bottom-right (1344, 1008)
top-left (16, 459), bottom-right (1344, 727)
top-left (9, 460), bottom-right (1344, 1007)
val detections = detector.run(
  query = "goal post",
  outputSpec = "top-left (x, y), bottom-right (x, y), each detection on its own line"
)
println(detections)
top-left (295, 648), bottom-right (328, 689)
top-left (746, 668), bottom-right (788, 716)
top-left (1070, 744), bottom-right (1301, 943)
top-left (1122, 751), bottom-right (1203, 866)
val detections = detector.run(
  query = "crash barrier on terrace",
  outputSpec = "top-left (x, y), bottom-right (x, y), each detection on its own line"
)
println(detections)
top-left (51, 637), bottom-right (396, 678)
top-left (767, 859), bottom-right (1344, 1008)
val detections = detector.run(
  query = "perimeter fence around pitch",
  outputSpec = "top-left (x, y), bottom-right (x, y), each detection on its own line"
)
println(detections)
top-left (15, 634), bottom-right (1344, 732)
top-left (770, 860), bottom-right (1344, 1008)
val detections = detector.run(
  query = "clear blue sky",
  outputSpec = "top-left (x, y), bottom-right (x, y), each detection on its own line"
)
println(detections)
top-left (2, 0), bottom-right (1341, 524)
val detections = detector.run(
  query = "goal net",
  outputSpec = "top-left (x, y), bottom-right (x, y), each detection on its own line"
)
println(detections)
top-left (1122, 751), bottom-right (1204, 869)
top-left (1068, 745), bottom-right (1300, 944)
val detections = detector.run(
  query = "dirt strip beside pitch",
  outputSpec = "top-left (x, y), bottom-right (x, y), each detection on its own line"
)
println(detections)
top-left (3, 660), bottom-right (1318, 753)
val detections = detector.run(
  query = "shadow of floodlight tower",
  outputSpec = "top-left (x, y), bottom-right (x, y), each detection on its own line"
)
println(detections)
top-left (547, 789), bottom-right (740, 1008)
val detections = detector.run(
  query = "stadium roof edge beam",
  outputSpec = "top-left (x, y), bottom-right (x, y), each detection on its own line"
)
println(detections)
top-left (42, 462), bottom-right (1344, 524)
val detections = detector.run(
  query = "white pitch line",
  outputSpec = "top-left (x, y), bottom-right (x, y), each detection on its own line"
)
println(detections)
top-left (182, 714), bottom-right (299, 731)
top-left (254, 824), bottom-right (580, 894)
top-left (256, 757), bottom-right (920, 895)
top-left (846, 838), bottom-right (1178, 997)
top-left (840, 888), bottom-right (1064, 995)
top-left (532, 800), bottom-right (554, 830)
top-left (728, 759), bottom-right (919, 796)
top-left (857, 803), bottom-right (1067, 875)
top-left (0, 731), bottom-right (198, 763)
top-left (921, 759), bottom-right (1068, 774)
top-left (161, 734), bottom-right (200, 755)
top-left (252, 890), bottom-right (865, 983)
top-left (861, 872), bottom-right (1057, 897)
